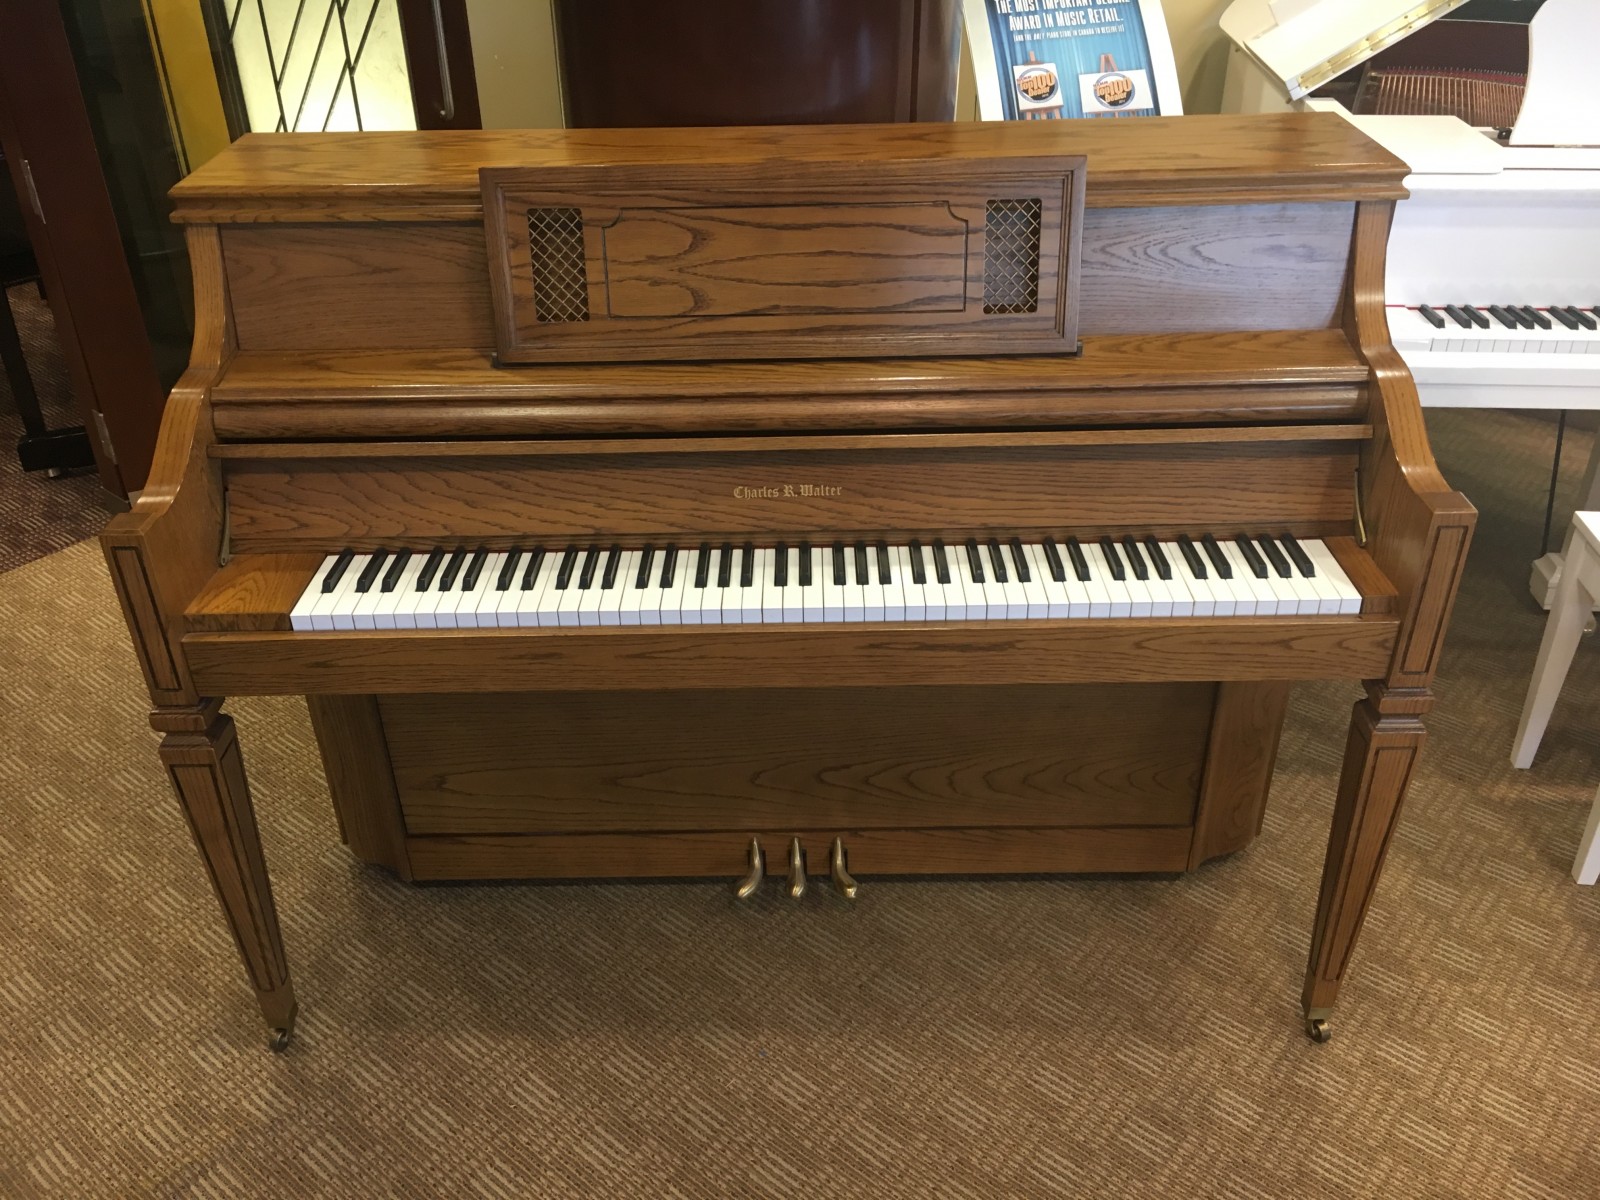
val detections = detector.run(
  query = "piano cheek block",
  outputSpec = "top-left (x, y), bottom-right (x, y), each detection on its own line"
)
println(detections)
top-left (133, 116), bottom-right (1467, 1049)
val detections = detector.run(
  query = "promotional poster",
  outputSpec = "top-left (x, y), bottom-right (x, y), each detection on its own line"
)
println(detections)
top-left (962, 0), bottom-right (1182, 121)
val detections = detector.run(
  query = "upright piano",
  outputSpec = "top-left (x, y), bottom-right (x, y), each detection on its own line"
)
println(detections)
top-left (102, 116), bottom-right (1474, 1050)
top-left (1222, 0), bottom-right (1600, 603)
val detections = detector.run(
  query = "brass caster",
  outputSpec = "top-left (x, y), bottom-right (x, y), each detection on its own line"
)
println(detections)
top-left (1305, 1017), bottom-right (1331, 1044)
top-left (786, 837), bottom-right (807, 900)
top-left (268, 1027), bottom-right (293, 1053)
top-left (733, 838), bottom-right (765, 900)
top-left (829, 837), bottom-right (858, 901)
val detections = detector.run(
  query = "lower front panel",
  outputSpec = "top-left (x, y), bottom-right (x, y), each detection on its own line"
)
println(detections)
top-left (307, 681), bottom-right (1286, 881)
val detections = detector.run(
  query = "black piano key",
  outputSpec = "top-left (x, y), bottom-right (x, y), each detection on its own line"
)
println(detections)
top-left (1042, 537), bottom-right (1065, 583)
top-left (381, 550), bottom-right (412, 593)
top-left (354, 549), bottom-right (389, 593)
top-left (832, 542), bottom-right (846, 586)
top-left (798, 541), bottom-right (812, 587)
top-left (1200, 534), bottom-right (1232, 579)
top-left (1507, 305), bottom-right (1536, 329)
top-left (737, 542), bottom-right (753, 589)
top-left (876, 541), bottom-right (893, 585)
top-left (909, 539), bottom-right (927, 585)
top-left (461, 547), bottom-right (489, 590)
top-left (985, 538), bottom-right (1008, 584)
top-left (577, 544), bottom-right (601, 590)
top-left (1233, 535), bottom-right (1268, 579)
top-left (1119, 535), bottom-right (1148, 581)
top-left (416, 548), bottom-right (445, 591)
top-left (1569, 307), bottom-right (1597, 330)
top-left (1443, 304), bottom-right (1472, 328)
top-left (1064, 536), bottom-right (1090, 582)
top-left (1281, 533), bottom-right (1315, 577)
top-left (774, 542), bottom-right (788, 588)
top-left (496, 549), bottom-right (523, 591)
top-left (716, 542), bottom-right (734, 589)
top-left (322, 549), bottom-right (356, 593)
top-left (659, 545), bottom-right (678, 589)
top-left (1008, 537), bottom-right (1030, 583)
top-left (1417, 305), bottom-right (1446, 328)
top-left (1465, 306), bottom-right (1490, 329)
top-left (1258, 535), bottom-right (1292, 579)
top-left (932, 539), bottom-right (952, 585)
top-left (964, 538), bottom-right (985, 584)
top-left (438, 547), bottom-right (468, 591)
top-left (1551, 305), bottom-right (1581, 330)
top-left (634, 544), bottom-right (655, 589)
top-left (1488, 305), bottom-right (1519, 329)
top-left (1142, 536), bottom-right (1172, 581)
top-left (556, 546), bottom-right (580, 591)
top-left (1177, 534), bottom-right (1206, 580)
top-left (1522, 305), bottom-right (1552, 330)
top-left (520, 547), bottom-right (547, 590)
top-left (694, 542), bottom-right (711, 589)
top-left (1098, 536), bottom-right (1126, 582)
top-left (601, 544), bottom-right (622, 590)
top-left (854, 541), bottom-right (870, 586)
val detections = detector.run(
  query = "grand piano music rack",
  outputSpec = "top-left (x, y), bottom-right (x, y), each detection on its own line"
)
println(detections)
top-left (103, 116), bottom-right (1473, 1052)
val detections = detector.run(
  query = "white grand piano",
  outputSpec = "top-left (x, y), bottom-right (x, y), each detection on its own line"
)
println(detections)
top-left (1221, 0), bottom-right (1600, 604)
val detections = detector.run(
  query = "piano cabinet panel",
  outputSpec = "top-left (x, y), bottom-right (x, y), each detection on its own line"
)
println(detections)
top-left (221, 438), bottom-right (1360, 550)
top-left (380, 684), bottom-right (1212, 836)
top-left (307, 681), bottom-right (1286, 880)
top-left (217, 202), bottom-right (1353, 357)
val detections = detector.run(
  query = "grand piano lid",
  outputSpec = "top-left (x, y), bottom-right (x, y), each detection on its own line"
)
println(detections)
top-left (1218, 0), bottom-right (1474, 101)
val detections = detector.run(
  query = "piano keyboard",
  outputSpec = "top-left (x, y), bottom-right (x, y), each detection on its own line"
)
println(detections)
top-left (1390, 303), bottom-right (1600, 355)
top-left (288, 534), bottom-right (1364, 631)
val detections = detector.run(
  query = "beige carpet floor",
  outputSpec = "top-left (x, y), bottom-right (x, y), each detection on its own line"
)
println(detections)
top-left (2, 410), bottom-right (1599, 1198)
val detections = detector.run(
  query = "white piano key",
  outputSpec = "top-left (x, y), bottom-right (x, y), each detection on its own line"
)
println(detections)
top-left (695, 548), bottom-right (724, 625)
top-left (1020, 544), bottom-right (1060, 618)
top-left (991, 542), bottom-right (1029, 619)
top-left (325, 555), bottom-right (375, 630)
top-left (1132, 542), bottom-right (1175, 618)
top-left (458, 552), bottom-right (507, 628)
top-left (821, 547), bottom-right (846, 622)
top-left (291, 555), bottom-right (343, 631)
top-left (1220, 541), bottom-right (1277, 615)
top-left (371, 553), bottom-right (422, 629)
top-left (599, 551), bottom-right (634, 626)
top-left (659, 548), bottom-right (691, 626)
top-left (861, 544), bottom-right (887, 621)
top-left (802, 546), bottom-right (825, 623)
top-left (779, 546), bottom-right (806, 624)
top-left (1083, 543), bottom-right (1129, 618)
top-left (897, 545), bottom-right (927, 621)
top-left (502, 551), bottom-right (550, 627)
top-left (739, 548), bottom-right (765, 624)
top-left (619, 550), bottom-right (650, 626)
top-left (1303, 540), bottom-right (1364, 615)
top-left (881, 545), bottom-right (907, 621)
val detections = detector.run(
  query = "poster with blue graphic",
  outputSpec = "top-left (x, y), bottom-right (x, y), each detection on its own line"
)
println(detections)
top-left (962, 0), bottom-right (1181, 121)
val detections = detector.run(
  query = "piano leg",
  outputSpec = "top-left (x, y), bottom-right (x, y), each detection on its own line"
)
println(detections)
top-left (152, 700), bottom-right (297, 1051)
top-left (1531, 431), bottom-right (1600, 610)
top-left (1301, 686), bottom-right (1428, 1043)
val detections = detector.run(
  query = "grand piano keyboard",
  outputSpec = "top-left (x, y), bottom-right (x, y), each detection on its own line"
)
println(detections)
top-left (288, 534), bottom-right (1365, 631)
top-left (1391, 303), bottom-right (1600, 355)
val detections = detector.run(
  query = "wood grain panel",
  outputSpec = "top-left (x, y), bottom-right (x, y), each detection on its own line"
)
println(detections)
top-left (305, 696), bottom-right (412, 878)
top-left (186, 553), bottom-right (322, 632)
top-left (483, 157), bottom-right (1083, 361)
top-left (223, 224), bottom-right (494, 351)
top-left (222, 440), bottom-right (1357, 549)
top-left (1077, 203), bottom-right (1353, 335)
top-left (1189, 680), bottom-right (1291, 868)
top-left (167, 115), bottom-right (1409, 225)
top-left (405, 825), bottom-right (1194, 881)
top-left (182, 616), bottom-right (1399, 696)
top-left (381, 684), bottom-right (1210, 835)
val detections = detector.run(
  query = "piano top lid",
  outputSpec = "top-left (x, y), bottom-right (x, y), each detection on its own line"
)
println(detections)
top-left (1220, 0), bottom-right (1476, 100)
top-left (167, 115), bottom-right (1410, 223)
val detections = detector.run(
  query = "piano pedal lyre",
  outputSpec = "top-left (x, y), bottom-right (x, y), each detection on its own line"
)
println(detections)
top-left (733, 838), bottom-right (765, 900)
top-left (829, 838), bottom-right (859, 902)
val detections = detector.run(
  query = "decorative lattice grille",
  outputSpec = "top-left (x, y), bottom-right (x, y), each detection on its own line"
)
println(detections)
top-left (527, 208), bottom-right (590, 323)
top-left (983, 199), bottom-right (1042, 315)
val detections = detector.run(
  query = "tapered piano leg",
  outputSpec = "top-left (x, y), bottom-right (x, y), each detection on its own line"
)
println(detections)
top-left (1301, 687), bottom-right (1428, 1043)
top-left (152, 701), bottom-right (297, 1051)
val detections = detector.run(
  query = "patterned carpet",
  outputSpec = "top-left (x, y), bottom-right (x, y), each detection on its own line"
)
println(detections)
top-left (2, 410), bottom-right (1599, 1198)
top-left (0, 282), bottom-right (110, 572)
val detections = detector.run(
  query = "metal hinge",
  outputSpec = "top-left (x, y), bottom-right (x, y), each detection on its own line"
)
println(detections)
top-left (89, 408), bottom-right (116, 464)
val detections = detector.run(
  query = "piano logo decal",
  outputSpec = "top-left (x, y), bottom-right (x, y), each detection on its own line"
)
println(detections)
top-left (733, 484), bottom-right (845, 500)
